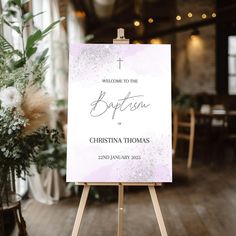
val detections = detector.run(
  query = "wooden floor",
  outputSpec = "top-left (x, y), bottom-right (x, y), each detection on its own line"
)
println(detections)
top-left (11, 159), bottom-right (236, 236)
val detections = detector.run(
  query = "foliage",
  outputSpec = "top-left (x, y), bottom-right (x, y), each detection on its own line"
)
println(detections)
top-left (0, 0), bottom-right (63, 87)
top-left (0, 108), bottom-right (59, 178)
top-left (0, 0), bottom-right (63, 203)
top-left (37, 135), bottom-right (67, 174)
top-left (172, 94), bottom-right (197, 109)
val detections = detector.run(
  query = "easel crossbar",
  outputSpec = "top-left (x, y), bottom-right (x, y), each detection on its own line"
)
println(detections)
top-left (75, 182), bottom-right (162, 186)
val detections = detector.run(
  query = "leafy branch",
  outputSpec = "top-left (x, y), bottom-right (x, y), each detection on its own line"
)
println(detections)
top-left (0, 0), bottom-right (64, 81)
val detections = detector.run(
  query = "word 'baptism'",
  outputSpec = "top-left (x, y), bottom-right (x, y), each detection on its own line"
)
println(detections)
top-left (90, 91), bottom-right (150, 119)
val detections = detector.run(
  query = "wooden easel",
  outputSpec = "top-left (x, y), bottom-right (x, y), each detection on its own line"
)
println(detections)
top-left (71, 29), bottom-right (168, 236)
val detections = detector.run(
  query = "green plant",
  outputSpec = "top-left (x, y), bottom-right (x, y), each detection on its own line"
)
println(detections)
top-left (172, 94), bottom-right (197, 109)
top-left (0, 0), bottom-right (63, 207)
top-left (0, 0), bottom-right (62, 73)
top-left (37, 137), bottom-right (67, 175)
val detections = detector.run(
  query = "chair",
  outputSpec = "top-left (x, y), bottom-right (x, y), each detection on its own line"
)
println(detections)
top-left (173, 108), bottom-right (195, 168)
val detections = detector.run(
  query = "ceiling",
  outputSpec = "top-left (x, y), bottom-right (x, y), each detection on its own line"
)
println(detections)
top-left (71, 0), bottom-right (176, 42)
top-left (70, 0), bottom-right (236, 43)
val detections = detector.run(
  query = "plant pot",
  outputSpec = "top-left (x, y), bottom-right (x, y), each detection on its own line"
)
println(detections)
top-left (0, 170), bottom-right (19, 236)
top-left (1, 210), bottom-right (16, 236)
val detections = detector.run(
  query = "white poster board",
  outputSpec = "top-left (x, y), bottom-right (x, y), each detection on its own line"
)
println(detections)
top-left (67, 44), bottom-right (172, 183)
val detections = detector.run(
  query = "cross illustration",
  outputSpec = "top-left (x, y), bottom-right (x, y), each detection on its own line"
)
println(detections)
top-left (117, 58), bottom-right (123, 69)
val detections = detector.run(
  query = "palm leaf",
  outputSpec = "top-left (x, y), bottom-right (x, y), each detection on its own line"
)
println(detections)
top-left (0, 34), bottom-right (14, 53)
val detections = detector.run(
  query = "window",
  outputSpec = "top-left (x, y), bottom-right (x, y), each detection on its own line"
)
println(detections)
top-left (228, 36), bottom-right (236, 94)
top-left (16, 176), bottom-right (28, 197)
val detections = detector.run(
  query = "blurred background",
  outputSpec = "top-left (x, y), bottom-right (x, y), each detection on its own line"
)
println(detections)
top-left (1, 0), bottom-right (236, 235)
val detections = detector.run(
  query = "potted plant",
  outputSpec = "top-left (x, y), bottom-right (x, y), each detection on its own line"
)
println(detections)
top-left (0, 0), bottom-right (63, 234)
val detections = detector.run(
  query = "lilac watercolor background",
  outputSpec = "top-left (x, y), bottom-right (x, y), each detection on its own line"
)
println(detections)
top-left (67, 44), bottom-right (172, 183)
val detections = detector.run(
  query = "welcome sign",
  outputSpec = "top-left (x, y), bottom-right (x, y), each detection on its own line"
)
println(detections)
top-left (66, 44), bottom-right (172, 183)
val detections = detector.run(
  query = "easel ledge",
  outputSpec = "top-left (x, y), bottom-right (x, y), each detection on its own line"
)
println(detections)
top-left (71, 28), bottom-right (168, 236)
top-left (75, 182), bottom-right (162, 186)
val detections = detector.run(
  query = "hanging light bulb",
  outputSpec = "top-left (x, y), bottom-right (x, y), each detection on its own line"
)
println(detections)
top-left (187, 12), bottom-right (193, 18)
top-left (190, 28), bottom-right (200, 40)
top-left (148, 18), bottom-right (154, 23)
top-left (176, 15), bottom-right (181, 21)
top-left (134, 20), bottom-right (141, 27)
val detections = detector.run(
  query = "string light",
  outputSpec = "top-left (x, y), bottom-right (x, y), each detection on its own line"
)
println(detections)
top-left (187, 12), bottom-right (193, 18)
top-left (134, 11), bottom-right (214, 27)
top-left (148, 18), bottom-right (154, 23)
top-left (134, 20), bottom-right (140, 27)
top-left (176, 15), bottom-right (181, 21)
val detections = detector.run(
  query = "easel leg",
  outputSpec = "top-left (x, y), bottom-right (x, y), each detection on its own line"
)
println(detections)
top-left (148, 186), bottom-right (168, 236)
top-left (117, 184), bottom-right (124, 236)
top-left (71, 185), bottom-right (90, 236)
